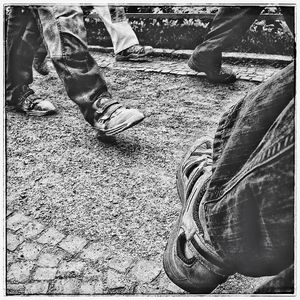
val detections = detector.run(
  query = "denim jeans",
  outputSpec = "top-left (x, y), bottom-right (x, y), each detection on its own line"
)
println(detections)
top-left (193, 6), bottom-right (294, 54)
top-left (201, 62), bottom-right (294, 278)
top-left (5, 6), bottom-right (43, 104)
top-left (6, 6), bottom-right (109, 126)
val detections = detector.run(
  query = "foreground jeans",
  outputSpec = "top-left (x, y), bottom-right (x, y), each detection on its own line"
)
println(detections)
top-left (202, 62), bottom-right (294, 280)
top-left (35, 6), bottom-right (108, 125)
top-left (6, 6), bottom-right (109, 126)
top-left (193, 6), bottom-right (294, 54)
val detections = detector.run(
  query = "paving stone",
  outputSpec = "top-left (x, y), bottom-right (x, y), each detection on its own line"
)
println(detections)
top-left (19, 221), bottom-right (45, 239)
top-left (83, 267), bottom-right (102, 280)
top-left (239, 75), bottom-right (251, 81)
top-left (79, 280), bottom-right (104, 294)
top-left (7, 213), bottom-right (31, 231)
top-left (25, 282), bottom-right (49, 294)
top-left (52, 278), bottom-right (80, 294)
top-left (7, 251), bottom-right (16, 265)
top-left (160, 69), bottom-right (171, 74)
top-left (108, 254), bottom-right (134, 273)
top-left (59, 235), bottom-right (88, 254)
top-left (252, 76), bottom-right (264, 82)
top-left (187, 70), bottom-right (199, 76)
top-left (37, 252), bottom-right (62, 267)
top-left (172, 49), bottom-right (192, 57)
top-left (78, 281), bottom-right (95, 295)
top-left (57, 260), bottom-right (86, 278)
top-left (80, 242), bottom-right (106, 261)
top-left (36, 227), bottom-right (65, 245)
top-left (159, 274), bottom-right (185, 294)
top-left (7, 261), bottom-right (35, 283)
top-left (17, 242), bottom-right (43, 260)
top-left (33, 267), bottom-right (57, 281)
top-left (7, 232), bottom-right (24, 251)
top-left (131, 260), bottom-right (161, 283)
top-left (107, 270), bottom-right (126, 289)
top-left (6, 283), bottom-right (25, 295)
top-left (175, 71), bottom-right (188, 76)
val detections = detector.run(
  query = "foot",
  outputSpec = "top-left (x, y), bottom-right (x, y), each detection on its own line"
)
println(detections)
top-left (33, 57), bottom-right (50, 76)
top-left (12, 86), bottom-right (57, 116)
top-left (93, 94), bottom-right (145, 136)
top-left (188, 51), bottom-right (236, 84)
top-left (115, 44), bottom-right (154, 62)
top-left (163, 138), bottom-right (234, 294)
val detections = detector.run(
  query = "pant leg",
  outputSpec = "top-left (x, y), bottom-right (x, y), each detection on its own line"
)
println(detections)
top-left (34, 6), bottom-right (108, 126)
top-left (194, 6), bottom-right (263, 54)
top-left (201, 63), bottom-right (295, 276)
top-left (93, 6), bottom-right (139, 54)
top-left (6, 7), bottom-right (39, 104)
top-left (34, 40), bottom-right (48, 63)
top-left (280, 6), bottom-right (295, 37)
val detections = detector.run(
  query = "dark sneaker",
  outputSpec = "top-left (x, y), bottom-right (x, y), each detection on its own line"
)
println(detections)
top-left (13, 87), bottom-right (57, 116)
top-left (33, 57), bottom-right (50, 76)
top-left (115, 44), bottom-right (154, 62)
top-left (93, 95), bottom-right (145, 136)
top-left (188, 51), bottom-right (236, 84)
top-left (163, 138), bottom-right (234, 294)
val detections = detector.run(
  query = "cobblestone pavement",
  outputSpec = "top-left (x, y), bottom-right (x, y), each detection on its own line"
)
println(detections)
top-left (6, 210), bottom-right (272, 295)
top-left (92, 51), bottom-right (286, 83)
top-left (6, 53), bottom-right (278, 295)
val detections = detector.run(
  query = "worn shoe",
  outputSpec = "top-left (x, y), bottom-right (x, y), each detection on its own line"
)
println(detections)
top-left (115, 44), bottom-right (154, 62)
top-left (33, 57), bottom-right (50, 76)
top-left (13, 86), bottom-right (57, 116)
top-left (93, 94), bottom-right (145, 136)
top-left (188, 51), bottom-right (236, 84)
top-left (163, 137), bottom-right (234, 294)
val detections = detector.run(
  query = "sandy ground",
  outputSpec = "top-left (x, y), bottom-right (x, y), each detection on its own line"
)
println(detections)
top-left (6, 56), bottom-right (275, 294)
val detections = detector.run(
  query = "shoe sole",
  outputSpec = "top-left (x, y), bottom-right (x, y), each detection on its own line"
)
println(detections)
top-left (26, 110), bottom-right (57, 117)
top-left (9, 107), bottom-right (57, 117)
top-left (97, 112), bottom-right (145, 137)
top-left (115, 50), bottom-right (154, 62)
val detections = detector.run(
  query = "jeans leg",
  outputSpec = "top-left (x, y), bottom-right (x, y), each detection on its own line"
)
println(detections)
top-left (193, 6), bottom-right (262, 55)
top-left (201, 64), bottom-right (295, 276)
top-left (206, 62), bottom-right (294, 199)
top-left (35, 6), bottom-right (108, 126)
top-left (281, 6), bottom-right (295, 37)
top-left (34, 40), bottom-right (48, 63)
top-left (6, 7), bottom-right (37, 104)
top-left (94, 6), bottom-right (139, 54)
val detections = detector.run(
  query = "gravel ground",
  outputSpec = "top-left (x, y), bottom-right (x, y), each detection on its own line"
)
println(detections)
top-left (6, 58), bottom-right (273, 294)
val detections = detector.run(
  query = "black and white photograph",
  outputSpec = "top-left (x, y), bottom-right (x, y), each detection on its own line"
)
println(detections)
top-left (2, 1), bottom-right (296, 297)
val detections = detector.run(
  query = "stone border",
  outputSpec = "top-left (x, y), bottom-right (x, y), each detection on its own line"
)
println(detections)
top-left (88, 45), bottom-right (293, 65)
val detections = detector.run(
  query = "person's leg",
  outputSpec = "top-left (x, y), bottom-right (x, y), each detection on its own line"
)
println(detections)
top-left (5, 6), bottom-right (56, 115)
top-left (188, 6), bottom-right (262, 83)
top-left (34, 5), bottom-right (144, 135)
top-left (33, 41), bottom-right (50, 75)
top-left (164, 62), bottom-right (295, 293)
top-left (280, 6), bottom-right (295, 37)
top-left (93, 6), bottom-right (153, 61)
top-left (6, 6), bottom-right (35, 104)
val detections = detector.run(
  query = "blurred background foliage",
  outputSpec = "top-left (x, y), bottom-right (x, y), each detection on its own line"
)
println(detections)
top-left (84, 6), bottom-right (294, 55)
